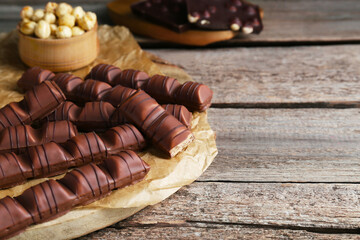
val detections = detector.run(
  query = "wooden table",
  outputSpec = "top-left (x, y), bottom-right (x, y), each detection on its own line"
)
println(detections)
top-left (2, 0), bottom-right (360, 239)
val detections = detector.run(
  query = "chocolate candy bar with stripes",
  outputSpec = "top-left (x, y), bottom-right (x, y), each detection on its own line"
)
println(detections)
top-left (0, 120), bottom-right (78, 154)
top-left (0, 81), bottom-right (65, 131)
top-left (0, 150), bottom-right (149, 239)
top-left (0, 124), bottom-right (145, 189)
top-left (119, 89), bottom-right (194, 157)
top-left (86, 64), bottom-right (213, 112)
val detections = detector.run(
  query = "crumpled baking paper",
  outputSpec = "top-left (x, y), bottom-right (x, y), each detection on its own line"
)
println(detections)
top-left (0, 25), bottom-right (217, 240)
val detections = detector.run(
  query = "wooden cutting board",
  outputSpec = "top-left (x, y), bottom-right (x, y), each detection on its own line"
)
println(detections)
top-left (107, 0), bottom-right (239, 46)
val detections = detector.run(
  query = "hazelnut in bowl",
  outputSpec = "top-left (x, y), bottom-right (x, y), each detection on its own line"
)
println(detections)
top-left (18, 2), bottom-right (99, 72)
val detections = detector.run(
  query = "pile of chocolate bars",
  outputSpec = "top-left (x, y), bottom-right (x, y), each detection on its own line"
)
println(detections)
top-left (131, 0), bottom-right (263, 34)
top-left (0, 63), bottom-right (213, 239)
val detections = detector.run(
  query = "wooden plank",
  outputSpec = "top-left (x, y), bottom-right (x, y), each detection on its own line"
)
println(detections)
top-left (80, 224), bottom-right (360, 239)
top-left (82, 182), bottom-right (360, 233)
top-left (202, 108), bottom-right (360, 182)
top-left (148, 45), bottom-right (360, 105)
top-left (1, 0), bottom-right (360, 45)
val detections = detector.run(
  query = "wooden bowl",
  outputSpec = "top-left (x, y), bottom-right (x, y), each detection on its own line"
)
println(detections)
top-left (18, 24), bottom-right (99, 72)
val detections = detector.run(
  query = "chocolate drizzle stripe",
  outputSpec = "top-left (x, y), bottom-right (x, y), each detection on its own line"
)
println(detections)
top-left (156, 124), bottom-right (184, 144)
top-left (8, 105), bottom-right (23, 126)
top-left (67, 121), bottom-right (71, 139)
top-left (128, 96), bottom-right (153, 114)
top-left (109, 128), bottom-right (125, 149)
top-left (67, 172), bottom-right (80, 197)
top-left (15, 126), bottom-right (19, 148)
top-left (32, 87), bottom-right (42, 110)
top-left (68, 139), bottom-right (85, 163)
top-left (141, 105), bottom-right (161, 129)
top-left (31, 187), bottom-right (42, 220)
top-left (168, 78), bottom-right (178, 94)
top-left (73, 168), bottom-right (96, 196)
top-left (44, 81), bottom-right (63, 104)
top-left (89, 164), bottom-right (102, 195)
top-left (34, 146), bottom-right (45, 175)
top-left (0, 158), bottom-right (5, 177)
top-left (190, 83), bottom-right (200, 102)
top-left (8, 127), bottom-right (13, 152)
top-left (123, 124), bottom-right (140, 147)
top-left (149, 113), bottom-right (169, 140)
top-left (118, 154), bottom-right (133, 182)
top-left (39, 183), bottom-right (53, 215)
top-left (9, 153), bottom-right (26, 177)
top-left (89, 81), bottom-right (96, 100)
top-left (24, 125), bottom-right (29, 149)
top-left (46, 181), bottom-right (59, 213)
top-left (98, 102), bottom-right (106, 126)
top-left (84, 134), bottom-right (94, 163)
top-left (41, 144), bottom-right (51, 174)
top-left (0, 199), bottom-right (15, 225)
top-left (93, 132), bottom-right (105, 157)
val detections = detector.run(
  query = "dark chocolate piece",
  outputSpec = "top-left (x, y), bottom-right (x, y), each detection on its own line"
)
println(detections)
top-left (161, 104), bottom-right (192, 128)
top-left (0, 120), bottom-right (78, 154)
top-left (185, 0), bottom-right (263, 33)
top-left (17, 67), bottom-right (55, 92)
top-left (86, 64), bottom-right (149, 89)
top-left (85, 64), bottom-right (213, 112)
top-left (0, 124), bottom-right (145, 189)
top-left (44, 101), bottom-right (116, 131)
top-left (131, 0), bottom-right (190, 33)
top-left (0, 81), bottom-right (65, 131)
top-left (15, 180), bottom-right (76, 224)
top-left (0, 150), bottom-right (149, 239)
top-left (119, 89), bottom-right (194, 157)
top-left (0, 197), bottom-right (33, 239)
top-left (85, 64), bottom-right (122, 86)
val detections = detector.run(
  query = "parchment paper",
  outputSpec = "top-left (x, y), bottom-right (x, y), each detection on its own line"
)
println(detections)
top-left (0, 25), bottom-right (217, 239)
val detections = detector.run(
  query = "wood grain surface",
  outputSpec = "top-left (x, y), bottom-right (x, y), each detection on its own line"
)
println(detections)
top-left (147, 46), bottom-right (360, 106)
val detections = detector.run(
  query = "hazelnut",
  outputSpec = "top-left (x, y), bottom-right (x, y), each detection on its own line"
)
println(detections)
top-left (22, 18), bottom-right (31, 23)
top-left (78, 11), bottom-right (97, 31)
top-left (34, 20), bottom-right (51, 39)
top-left (242, 26), bottom-right (253, 34)
top-left (43, 12), bottom-right (56, 24)
top-left (55, 2), bottom-right (73, 17)
top-left (72, 6), bottom-right (85, 20)
top-left (187, 13), bottom-right (199, 23)
top-left (31, 9), bottom-right (45, 22)
top-left (50, 24), bottom-right (57, 35)
top-left (58, 14), bottom-right (76, 28)
top-left (56, 25), bottom-right (72, 38)
top-left (71, 26), bottom-right (85, 36)
top-left (20, 6), bottom-right (34, 19)
top-left (45, 2), bottom-right (58, 13)
top-left (20, 21), bottom-right (37, 35)
top-left (230, 23), bottom-right (240, 31)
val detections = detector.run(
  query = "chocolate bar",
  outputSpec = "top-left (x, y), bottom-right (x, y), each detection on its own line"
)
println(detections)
top-left (0, 150), bottom-right (149, 239)
top-left (0, 124), bottom-right (145, 189)
top-left (44, 101), bottom-right (117, 131)
top-left (86, 64), bottom-right (213, 112)
top-left (43, 100), bottom-right (192, 130)
top-left (119, 90), bottom-right (194, 157)
top-left (0, 81), bottom-right (65, 131)
top-left (0, 120), bottom-right (78, 154)
top-left (18, 69), bottom-right (136, 106)
top-left (17, 66), bottom-right (55, 91)
top-left (162, 104), bottom-right (192, 128)
top-left (131, 0), bottom-right (190, 33)
top-left (185, 0), bottom-right (263, 33)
